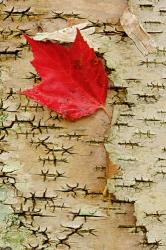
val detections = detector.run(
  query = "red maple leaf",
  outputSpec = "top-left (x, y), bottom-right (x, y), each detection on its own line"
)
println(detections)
top-left (21, 29), bottom-right (108, 121)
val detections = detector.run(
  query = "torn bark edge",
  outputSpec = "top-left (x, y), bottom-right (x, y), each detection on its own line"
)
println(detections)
top-left (103, 151), bottom-right (121, 199)
top-left (120, 7), bottom-right (157, 55)
top-left (34, 5), bottom-right (156, 56)
top-left (101, 106), bottom-right (120, 199)
top-left (34, 22), bottom-right (95, 43)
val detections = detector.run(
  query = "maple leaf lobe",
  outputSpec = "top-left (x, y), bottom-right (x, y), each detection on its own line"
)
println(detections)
top-left (21, 29), bottom-right (108, 121)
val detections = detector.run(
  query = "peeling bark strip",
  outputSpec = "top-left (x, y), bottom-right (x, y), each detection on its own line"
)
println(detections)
top-left (120, 7), bottom-right (156, 55)
top-left (34, 22), bottom-right (95, 42)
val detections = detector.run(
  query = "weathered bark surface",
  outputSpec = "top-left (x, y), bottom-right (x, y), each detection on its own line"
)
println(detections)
top-left (0, 0), bottom-right (165, 249)
top-left (107, 0), bottom-right (166, 249)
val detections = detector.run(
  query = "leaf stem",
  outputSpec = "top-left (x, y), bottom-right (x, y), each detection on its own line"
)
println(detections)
top-left (100, 106), bottom-right (112, 122)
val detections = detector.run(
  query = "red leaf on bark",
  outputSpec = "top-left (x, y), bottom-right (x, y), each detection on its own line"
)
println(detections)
top-left (21, 29), bottom-right (108, 120)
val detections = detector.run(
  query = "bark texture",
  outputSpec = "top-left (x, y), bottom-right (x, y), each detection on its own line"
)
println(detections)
top-left (0, 0), bottom-right (165, 249)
